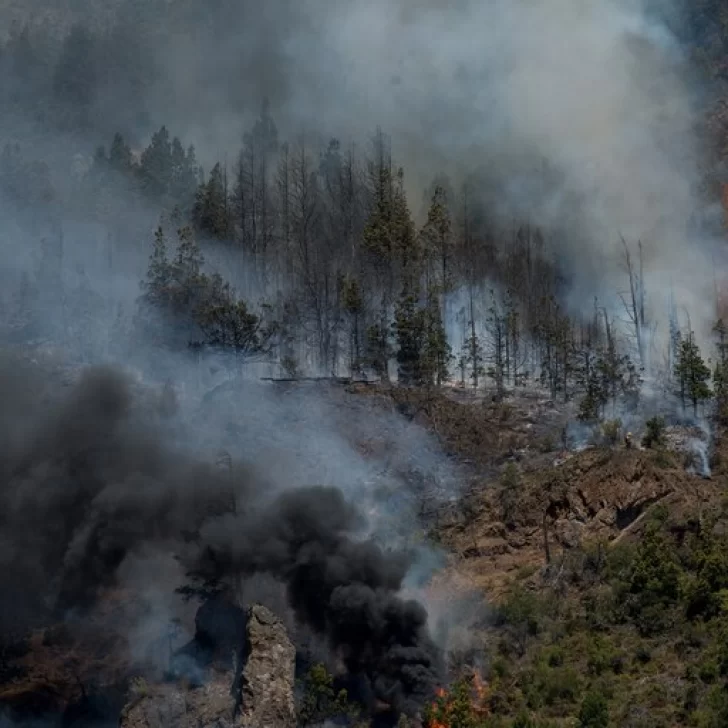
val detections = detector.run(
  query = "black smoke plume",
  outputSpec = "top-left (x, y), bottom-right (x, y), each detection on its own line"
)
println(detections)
top-left (190, 487), bottom-right (441, 714)
top-left (0, 357), bottom-right (441, 715)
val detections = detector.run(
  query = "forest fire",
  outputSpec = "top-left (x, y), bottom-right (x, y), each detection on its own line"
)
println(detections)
top-left (423, 672), bottom-right (489, 728)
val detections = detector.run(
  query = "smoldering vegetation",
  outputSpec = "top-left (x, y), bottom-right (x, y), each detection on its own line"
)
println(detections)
top-left (0, 0), bottom-right (727, 722)
top-left (0, 357), bottom-right (446, 715)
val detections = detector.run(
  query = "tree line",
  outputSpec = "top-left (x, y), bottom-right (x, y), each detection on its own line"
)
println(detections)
top-left (1, 88), bottom-right (726, 423)
top-left (78, 104), bottom-right (723, 424)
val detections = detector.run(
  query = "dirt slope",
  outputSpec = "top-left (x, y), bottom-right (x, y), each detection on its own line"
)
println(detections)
top-left (433, 446), bottom-right (715, 601)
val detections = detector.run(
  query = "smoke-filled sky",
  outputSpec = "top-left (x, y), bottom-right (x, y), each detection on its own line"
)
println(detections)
top-left (0, 0), bottom-right (723, 715)
top-left (1, 0), bottom-right (719, 345)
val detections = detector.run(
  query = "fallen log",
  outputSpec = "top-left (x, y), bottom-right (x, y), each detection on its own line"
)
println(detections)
top-left (259, 376), bottom-right (381, 385)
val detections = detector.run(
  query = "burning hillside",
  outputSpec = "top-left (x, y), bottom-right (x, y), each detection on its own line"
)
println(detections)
top-left (3, 0), bottom-right (728, 725)
top-left (423, 672), bottom-right (490, 728)
top-left (0, 360), bottom-right (451, 725)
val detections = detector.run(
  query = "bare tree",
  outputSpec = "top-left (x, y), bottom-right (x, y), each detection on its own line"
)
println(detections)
top-left (619, 236), bottom-right (646, 371)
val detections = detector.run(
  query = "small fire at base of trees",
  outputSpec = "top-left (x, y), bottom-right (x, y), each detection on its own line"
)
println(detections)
top-left (421, 672), bottom-right (489, 728)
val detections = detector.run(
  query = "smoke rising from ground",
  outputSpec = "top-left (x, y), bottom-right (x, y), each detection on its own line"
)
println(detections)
top-left (0, 357), bottom-right (445, 713)
top-left (0, 0), bottom-right (722, 717)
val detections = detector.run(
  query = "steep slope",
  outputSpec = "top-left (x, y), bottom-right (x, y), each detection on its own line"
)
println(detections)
top-left (436, 447), bottom-right (710, 600)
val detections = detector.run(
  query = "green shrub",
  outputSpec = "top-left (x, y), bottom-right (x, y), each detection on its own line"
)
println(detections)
top-left (525, 663), bottom-right (580, 708)
top-left (610, 654), bottom-right (625, 675)
top-left (297, 663), bottom-right (360, 726)
top-left (651, 449), bottom-right (676, 468)
top-left (539, 435), bottom-right (555, 453)
top-left (601, 418), bottom-right (622, 447)
top-left (586, 636), bottom-right (617, 676)
top-left (682, 535), bottom-right (728, 620)
top-left (623, 526), bottom-right (682, 635)
top-left (642, 416), bottom-right (666, 449)
top-left (422, 677), bottom-right (483, 728)
top-left (576, 692), bottom-right (609, 728)
top-left (498, 586), bottom-right (542, 657)
top-left (491, 657), bottom-right (510, 679)
top-left (512, 713), bottom-right (536, 728)
top-left (545, 647), bottom-right (565, 668)
top-left (129, 676), bottom-right (149, 697)
top-left (699, 659), bottom-right (719, 684)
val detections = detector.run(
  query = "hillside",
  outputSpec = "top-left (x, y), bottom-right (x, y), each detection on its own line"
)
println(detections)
top-left (3, 0), bottom-right (728, 727)
top-left (424, 398), bottom-right (728, 727)
top-left (1, 378), bottom-right (727, 727)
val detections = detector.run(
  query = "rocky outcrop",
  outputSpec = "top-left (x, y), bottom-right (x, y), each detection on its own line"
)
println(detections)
top-left (119, 603), bottom-right (295, 728)
top-left (435, 448), bottom-right (713, 600)
top-left (238, 605), bottom-right (296, 728)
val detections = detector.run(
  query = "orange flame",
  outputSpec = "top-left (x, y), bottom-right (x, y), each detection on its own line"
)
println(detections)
top-left (424, 671), bottom-right (490, 728)
top-left (473, 671), bottom-right (488, 703)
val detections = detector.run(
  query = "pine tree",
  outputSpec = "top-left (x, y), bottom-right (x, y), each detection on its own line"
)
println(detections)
top-left (169, 138), bottom-right (199, 212)
top-left (173, 226), bottom-right (203, 279)
top-left (363, 151), bottom-right (417, 383)
top-left (575, 301), bottom-right (603, 417)
top-left (596, 312), bottom-right (629, 415)
top-left (196, 284), bottom-right (275, 360)
top-left (169, 225), bottom-right (205, 315)
top-left (193, 162), bottom-right (229, 239)
top-left (247, 98), bottom-right (279, 161)
top-left (362, 129), bottom-right (394, 263)
top-left (392, 170), bottom-right (443, 386)
top-left (460, 329), bottom-right (485, 391)
top-left (362, 130), bottom-right (396, 369)
top-left (422, 290), bottom-right (451, 386)
top-left (675, 332), bottom-right (712, 416)
top-left (393, 274), bottom-right (424, 386)
top-left (421, 185), bottom-right (453, 295)
top-left (139, 126), bottom-right (173, 200)
top-left (108, 133), bottom-right (133, 173)
top-left (392, 167), bottom-right (418, 267)
top-left (577, 309), bottom-right (639, 420)
top-left (417, 185), bottom-right (453, 387)
top-left (235, 100), bottom-right (279, 276)
top-left (505, 290), bottom-right (523, 386)
top-left (714, 319), bottom-right (728, 424)
top-left (341, 276), bottom-right (364, 376)
top-left (53, 24), bottom-right (97, 129)
top-left (668, 290), bottom-right (682, 382)
top-left (143, 226), bottom-right (172, 305)
top-left (578, 366), bottom-right (604, 421)
top-left (487, 291), bottom-right (508, 400)
top-left (366, 310), bottom-right (392, 381)
top-left (393, 178), bottom-right (418, 383)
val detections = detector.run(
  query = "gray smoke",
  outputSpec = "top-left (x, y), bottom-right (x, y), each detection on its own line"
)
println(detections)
top-left (0, 357), bottom-right (442, 714)
top-left (0, 0), bottom-right (718, 355)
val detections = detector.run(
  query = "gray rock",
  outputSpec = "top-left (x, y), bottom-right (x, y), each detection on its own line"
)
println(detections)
top-left (239, 604), bottom-right (296, 728)
top-left (119, 603), bottom-right (296, 728)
